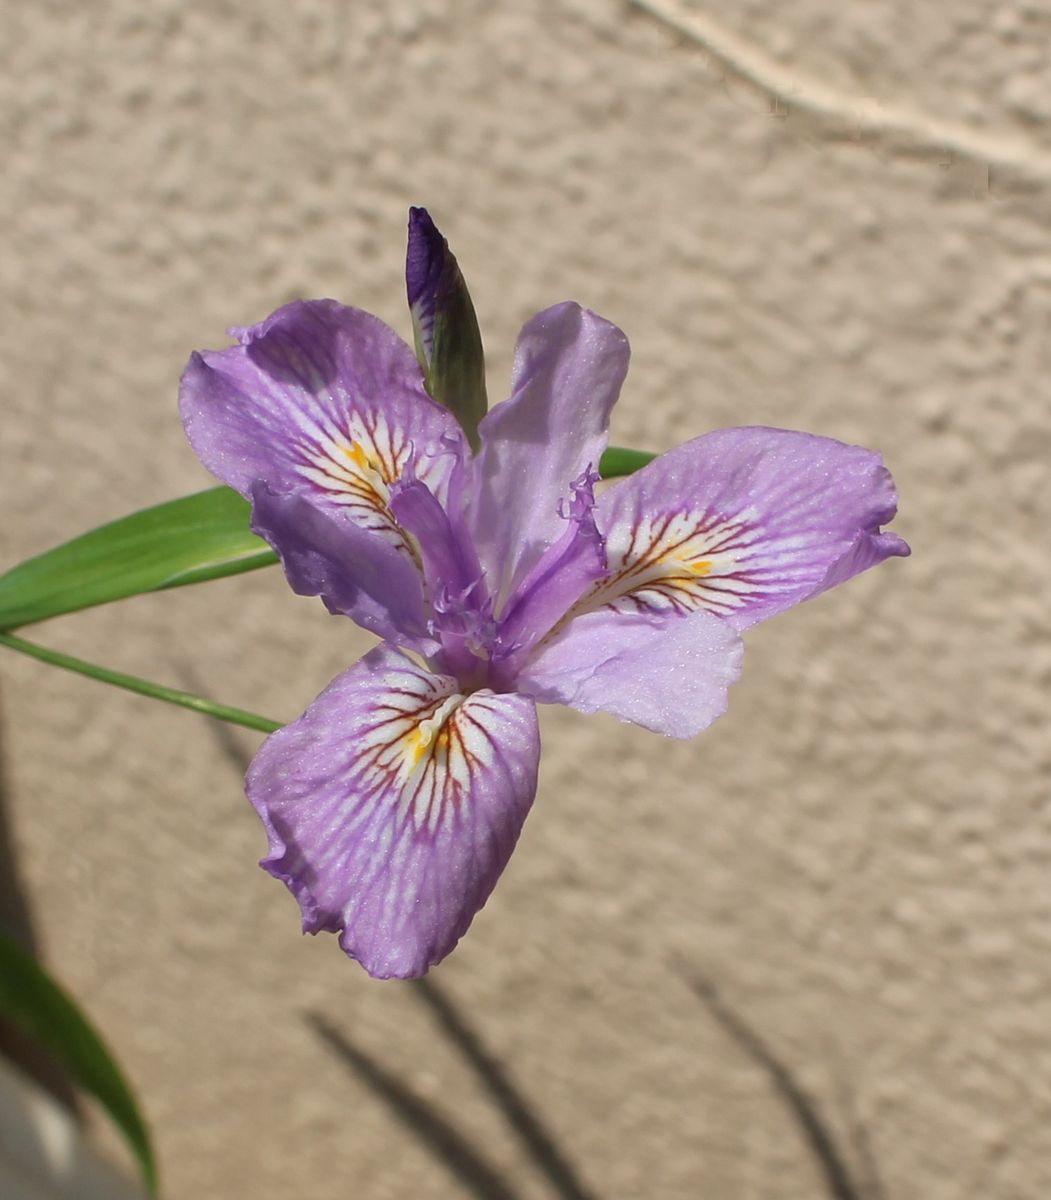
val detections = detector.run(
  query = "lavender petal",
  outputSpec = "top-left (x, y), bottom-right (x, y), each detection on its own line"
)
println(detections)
top-left (247, 643), bottom-right (540, 979)
top-left (251, 483), bottom-right (436, 651)
top-left (588, 426), bottom-right (910, 632)
top-left (518, 607), bottom-right (743, 739)
top-left (466, 303), bottom-right (630, 606)
top-left (179, 298), bottom-right (466, 536)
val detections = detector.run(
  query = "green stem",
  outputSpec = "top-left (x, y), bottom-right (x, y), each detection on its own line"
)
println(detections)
top-left (0, 632), bottom-right (282, 735)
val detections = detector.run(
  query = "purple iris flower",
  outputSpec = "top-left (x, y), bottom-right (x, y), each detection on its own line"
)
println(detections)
top-left (179, 210), bottom-right (908, 979)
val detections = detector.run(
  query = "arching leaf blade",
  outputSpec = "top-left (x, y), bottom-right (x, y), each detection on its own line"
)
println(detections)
top-left (0, 931), bottom-right (157, 1195)
top-left (0, 487), bottom-right (276, 631)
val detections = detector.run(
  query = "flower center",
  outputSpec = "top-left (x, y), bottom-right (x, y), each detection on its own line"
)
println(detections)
top-left (404, 694), bottom-right (465, 768)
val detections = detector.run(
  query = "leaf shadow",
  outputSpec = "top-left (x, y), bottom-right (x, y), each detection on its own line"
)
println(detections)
top-left (834, 1061), bottom-right (888, 1200)
top-left (681, 971), bottom-right (872, 1200)
top-left (412, 976), bottom-right (598, 1200)
top-left (308, 1012), bottom-right (524, 1200)
top-left (174, 661), bottom-right (259, 777)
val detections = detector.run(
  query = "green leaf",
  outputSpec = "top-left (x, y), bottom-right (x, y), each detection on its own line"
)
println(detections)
top-left (0, 930), bottom-right (157, 1195)
top-left (0, 488), bottom-right (276, 631)
top-left (598, 446), bottom-right (655, 477)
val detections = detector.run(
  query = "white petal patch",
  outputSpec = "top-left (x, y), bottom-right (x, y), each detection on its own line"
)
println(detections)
top-left (571, 507), bottom-right (800, 619)
top-left (330, 666), bottom-right (500, 848)
top-left (296, 411), bottom-right (414, 549)
top-left (275, 409), bottom-right (447, 555)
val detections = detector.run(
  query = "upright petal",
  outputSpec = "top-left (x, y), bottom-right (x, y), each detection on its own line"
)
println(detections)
top-left (582, 426), bottom-right (909, 632)
top-left (388, 472), bottom-right (492, 681)
top-left (388, 470), bottom-right (483, 605)
top-left (490, 467), bottom-right (607, 683)
top-left (179, 299), bottom-right (467, 558)
top-left (247, 644), bottom-right (540, 979)
top-left (467, 303), bottom-right (630, 607)
top-left (519, 608), bottom-right (743, 739)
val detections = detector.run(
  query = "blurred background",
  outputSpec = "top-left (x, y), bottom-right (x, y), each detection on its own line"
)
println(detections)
top-left (2, 1), bottom-right (1049, 1197)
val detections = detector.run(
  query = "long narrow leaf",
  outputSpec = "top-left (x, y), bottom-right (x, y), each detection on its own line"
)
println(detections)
top-left (0, 488), bottom-right (276, 631)
top-left (0, 447), bottom-right (656, 631)
top-left (0, 930), bottom-right (157, 1195)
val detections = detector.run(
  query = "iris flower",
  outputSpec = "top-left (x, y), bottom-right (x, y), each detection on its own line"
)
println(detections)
top-left (180, 209), bottom-right (908, 978)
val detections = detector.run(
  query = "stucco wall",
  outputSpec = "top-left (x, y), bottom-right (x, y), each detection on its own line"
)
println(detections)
top-left (3, 2), bottom-right (1049, 1197)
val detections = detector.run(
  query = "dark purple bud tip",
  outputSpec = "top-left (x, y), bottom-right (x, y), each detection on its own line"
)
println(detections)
top-left (406, 207), bottom-right (453, 364)
top-left (404, 207), bottom-right (488, 451)
top-left (407, 208), bottom-right (446, 311)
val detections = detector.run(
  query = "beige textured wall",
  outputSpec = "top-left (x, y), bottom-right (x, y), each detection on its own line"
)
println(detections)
top-left (3, 2), bottom-right (1049, 1198)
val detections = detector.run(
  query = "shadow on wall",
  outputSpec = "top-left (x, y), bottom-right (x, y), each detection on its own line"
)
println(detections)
top-left (308, 972), bottom-right (887, 1200)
